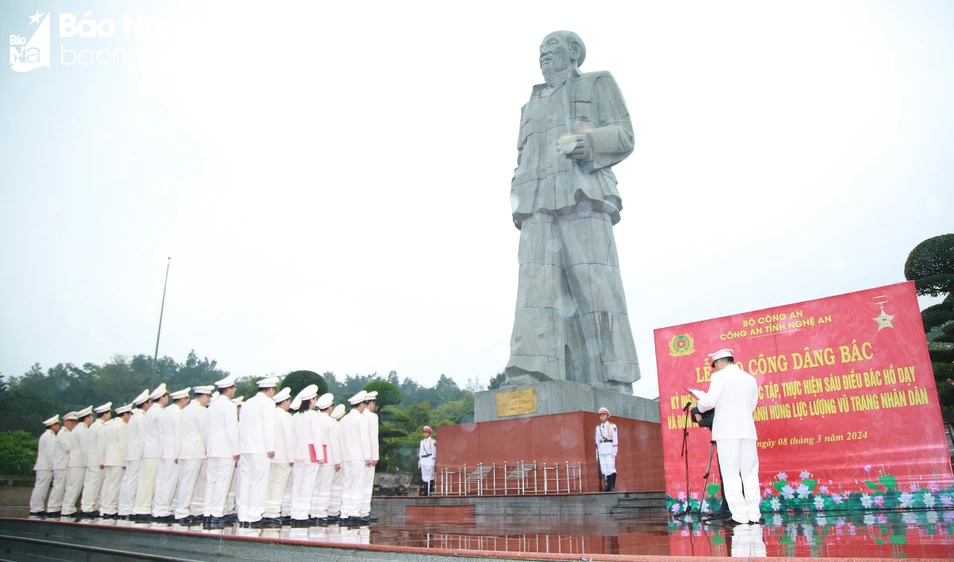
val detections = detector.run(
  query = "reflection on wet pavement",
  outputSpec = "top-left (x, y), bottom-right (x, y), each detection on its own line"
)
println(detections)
top-left (17, 508), bottom-right (954, 558)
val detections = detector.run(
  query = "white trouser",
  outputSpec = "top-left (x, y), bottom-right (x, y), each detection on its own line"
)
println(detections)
top-left (420, 460), bottom-right (435, 483)
top-left (290, 462), bottom-right (318, 520)
top-left (30, 470), bottom-right (53, 512)
top-left (48, 469), bottom-right (68, 512)
top-left (360, 463), bottom-right (376, 516)
top-left (61, 467), bottom-right (86, 515)
top-left (80, 465), bottom-right (105, 513)
top-left (341, 460), bottom-right (366, 519)
top-left (173, 459), bottom-right (204, 520)
top-left (281, 469), bottom-right (294, 516)
top-left (716, 438), bottom-right (761, 524)
top-left (237, 453), bottom-right (270, 522)
top-left (598, 453), bottom-right (617, 476)
top-left (264, 462), bottom-right (292, 519)
top-left (134, 458), bottom-right (159, 515)
top-left (151, 458), bottom-right (179, 517)
top-left (204, 457), bottom-right (235, 518)
top-left (311, 463), bottom-right (336, 518)
top-left (328, 466), bottom-right (343, 516)
top-left (118, 460), bottom-right (140, 516)
top-left (100, 466), bottom-right (124, 515)
top-left (226, 462), bottom-right (240, 514)
top-left (190, 461), bottom-right (207, 517)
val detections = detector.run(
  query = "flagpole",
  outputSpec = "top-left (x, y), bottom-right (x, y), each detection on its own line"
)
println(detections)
top-left (153, 257), bottom-right (171, 382)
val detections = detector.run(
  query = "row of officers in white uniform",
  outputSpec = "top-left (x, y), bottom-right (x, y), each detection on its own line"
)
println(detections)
top-left (29, 374), bottom-right (385, 528)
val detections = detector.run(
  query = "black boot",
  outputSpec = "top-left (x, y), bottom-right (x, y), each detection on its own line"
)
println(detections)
top-left (607, 474), bottom-right (616, 492)
top-left (421, 484), bottom-right (429, 496)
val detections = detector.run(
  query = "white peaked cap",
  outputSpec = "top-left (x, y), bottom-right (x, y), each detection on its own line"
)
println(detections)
top-left (707, 348), bottom-right (734, 362)
top-left (215, 374), bottom-right (237, 389)
top-left (63, 411), bottom-right (78, 421)
top-left (316, 393), bottom-right (334, 410)
top-left (296, 384), bottom-right (318, 403)
top-left (348, 390), bottom-right (368, 405)
top-left (211, 391), bottom-right (220, 400)
top-left (149, 383), bottom-right (168, 400)
top-left (193, 385), bottom-right (214, 396)
top-left (598, 407), bottom-right (610, 416)
top-left (170, 387), bottom-right (191, 400)
top-left (423, 425), bottom-right (433, 433)
top-left (77, 405), bottom-right (93, 418)
top-left (94, 402), bottom-right (112, 414)
top-left (115, 404), bottom-right (133, 415)
top-left (290, 396), bottom-right (302, 410)
top-left (273, 387), bottom-right (291, 403)
top-left (132, 389), bottom-right (150, 406)
top-left (364, 391), bottom-right (378, 401)
top-left (43, 415), bottom-right (60, 426)
top-left (330, 404), bottom-right (345, 420)
top-left (232, 396), bottom-right (245, 405)
top-left (257, 376), bottom-right (279, 388)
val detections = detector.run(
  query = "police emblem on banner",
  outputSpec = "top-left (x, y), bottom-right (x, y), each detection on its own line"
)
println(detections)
top-left (668, 334), bottom-right (695, 357)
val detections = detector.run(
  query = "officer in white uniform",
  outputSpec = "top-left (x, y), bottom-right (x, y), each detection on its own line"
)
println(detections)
top-left (30, 415), bottom-right (60, 516)
top-left (100, 404), bottom-right (133, 518)
top-left (694, 348), bottom-right (761, 525)
top-left (46, 411), bottom-right (76, 517)
top-left (418, 426), bottom-right (436, 496)
top-left (339, 391), bottom-right (371, 525)
top-left (225, 395), bottom-right (245, 519)
top-left (134, 383), bottom-right (168, 520)
top-left (237, 376), bottom-right (277, 527)
top-left (174, 385), bottom-right (213, 524)
top-left (62, 406), bottom-right (93, 517)
top-left (263, 387), bottom-right (294, 525)
top-left (153, 387), bottom-right (190, 521)
top-left (203, 374), bottom-right (240, 529)
top-left (80, 402), bottom-right (112, 517)
top-left (327, 404), bottom-right (346, 522)
top-left (118, 390), bottom-right (150, 519)
top-left (359, 391), bottom-right (379, 520)
top-left (595, 407), bottom-right (618, 492)
top-left (311, 392), bottom-right (340, 524)
top-left (289, 385), bottom-right (319, 526)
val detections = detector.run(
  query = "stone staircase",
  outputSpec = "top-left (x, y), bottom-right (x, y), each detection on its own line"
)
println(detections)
top-left (609, 491), bottom-right (668, 516)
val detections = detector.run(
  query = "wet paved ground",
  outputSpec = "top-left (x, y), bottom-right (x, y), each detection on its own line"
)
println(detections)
top-left (7, 507), bottom-right (954, 559)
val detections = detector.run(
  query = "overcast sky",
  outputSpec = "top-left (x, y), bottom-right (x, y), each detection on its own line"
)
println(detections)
top-left (1, 0), bottom-right (951, 399)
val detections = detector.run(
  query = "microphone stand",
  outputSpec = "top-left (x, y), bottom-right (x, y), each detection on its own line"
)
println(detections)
top-left (671, 402), bottom-right (694, 518)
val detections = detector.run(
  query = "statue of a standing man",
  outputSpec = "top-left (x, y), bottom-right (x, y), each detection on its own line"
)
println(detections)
top-left (506, 31), bottom-right (640, 394)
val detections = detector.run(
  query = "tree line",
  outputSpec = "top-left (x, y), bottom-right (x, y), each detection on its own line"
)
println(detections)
top-left (0, 351), bottom-right (506, 477)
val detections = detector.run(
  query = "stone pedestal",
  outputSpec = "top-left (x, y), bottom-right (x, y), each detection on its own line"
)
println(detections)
top-left (474, 380), bottom-right (660, 423)
top-left (436, 411), bottom-right (665, 494)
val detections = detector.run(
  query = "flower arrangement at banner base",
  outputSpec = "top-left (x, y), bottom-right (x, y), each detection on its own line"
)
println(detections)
top-left (666, 465), bottom-right (954, 516)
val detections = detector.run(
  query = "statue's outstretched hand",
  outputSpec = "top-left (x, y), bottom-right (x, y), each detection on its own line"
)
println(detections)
top-left (557, 134), bottom-right (591, 161)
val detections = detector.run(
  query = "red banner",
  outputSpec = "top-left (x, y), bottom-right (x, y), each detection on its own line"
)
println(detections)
top-left (655, 282), bottom-right (954, 515)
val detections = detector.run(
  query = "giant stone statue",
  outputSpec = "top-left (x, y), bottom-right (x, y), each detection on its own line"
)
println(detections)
top-left (506, 31), bottom-right (640, 394)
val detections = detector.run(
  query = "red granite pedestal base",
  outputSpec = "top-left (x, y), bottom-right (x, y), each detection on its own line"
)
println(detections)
top-left (436, 412), bottom-right (665, 494)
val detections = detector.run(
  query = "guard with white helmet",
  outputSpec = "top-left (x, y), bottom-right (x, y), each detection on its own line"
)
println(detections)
top-left (595, 407), bottom-right (618, 492)
top-left (61, 405), bottom-right (93, 517)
